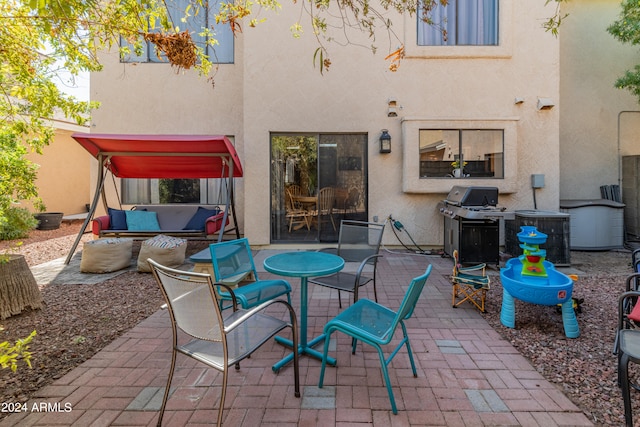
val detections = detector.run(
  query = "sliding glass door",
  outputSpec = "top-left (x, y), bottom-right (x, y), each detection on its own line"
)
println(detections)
top-left (271, 133), bottom-right (368, 243)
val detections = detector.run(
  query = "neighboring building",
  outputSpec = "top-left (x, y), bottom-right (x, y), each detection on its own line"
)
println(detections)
top-left (560, 1), bottom-right (640, 200)
top-left (84, 0), bottom-right (639, 248)
top-left (27, 118), bottom-right (90, 216)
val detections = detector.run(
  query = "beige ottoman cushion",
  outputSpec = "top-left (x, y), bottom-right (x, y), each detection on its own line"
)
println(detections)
top-left (80, 238), bottom-right (133, 273)
top-left (137, 235), bottom-right (187, 272)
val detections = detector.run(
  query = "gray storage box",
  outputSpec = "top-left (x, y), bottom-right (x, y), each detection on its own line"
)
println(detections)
top-left (560, 199), bottom-right (625, 250)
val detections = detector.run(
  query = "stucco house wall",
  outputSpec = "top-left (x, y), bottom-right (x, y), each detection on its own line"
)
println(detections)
top-left (559, 0), bottom-right (640, 201)
top-left (26, 121), bottom-right (91, 216)
top-left (89, 1), bottom-right (565, 247)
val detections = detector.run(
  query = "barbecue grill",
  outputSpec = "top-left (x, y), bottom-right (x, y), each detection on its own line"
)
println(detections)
top-left (437, 186), bottom-right (514, 265)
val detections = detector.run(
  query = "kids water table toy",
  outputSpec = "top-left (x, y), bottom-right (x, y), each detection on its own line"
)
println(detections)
top-left (499, 226), bottom-right (580, 338)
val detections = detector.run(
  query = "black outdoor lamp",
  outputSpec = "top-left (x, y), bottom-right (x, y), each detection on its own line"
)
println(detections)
top-left (379, 129), bottom-right (391, 154)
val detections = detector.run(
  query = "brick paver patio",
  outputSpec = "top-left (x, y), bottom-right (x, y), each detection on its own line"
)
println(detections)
top-left (0, 251), bottom-right (593, 426)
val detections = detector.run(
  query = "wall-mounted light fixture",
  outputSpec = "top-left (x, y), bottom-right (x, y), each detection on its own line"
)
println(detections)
top-left (537, 97), bottom-right (555, 110)
top-left (387, 98), bottom-right (398, 117)
top-left (379, 129), bottom-right (391, 153)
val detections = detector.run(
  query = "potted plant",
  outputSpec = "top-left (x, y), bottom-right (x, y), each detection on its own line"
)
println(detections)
top-left (451, 159), bottom-right (468, 177)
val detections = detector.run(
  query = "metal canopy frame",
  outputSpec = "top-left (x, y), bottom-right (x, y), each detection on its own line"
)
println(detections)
top-left (64, 133), bottom-right (243, 264)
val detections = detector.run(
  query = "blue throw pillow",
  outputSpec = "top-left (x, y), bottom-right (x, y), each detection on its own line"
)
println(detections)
top-left (183, 207), bottom-right (220, 231)
top-left (108, 208), bottom-right (128, 230)
top-left (125, 210), bottom-right (161, 231)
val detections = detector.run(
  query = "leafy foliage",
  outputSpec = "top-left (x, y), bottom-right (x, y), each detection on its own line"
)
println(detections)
top-left (0, 0), bottom-right (213, 228)
top-left (608, 0), bottom-right (640, 103)
top-left (543, 0), bottom-right (570, 36)
top-left (0, 207), bottom-right (38, 241)
top-left (0, 330), bottom-right (36, 372)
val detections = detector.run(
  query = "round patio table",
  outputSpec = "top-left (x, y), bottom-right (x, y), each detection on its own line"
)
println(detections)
top-left (264, 251), bottom-right (344, 372)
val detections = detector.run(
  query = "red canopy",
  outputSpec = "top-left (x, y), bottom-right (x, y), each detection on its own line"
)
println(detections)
top-left (72, 133), bottom-right (243, 179)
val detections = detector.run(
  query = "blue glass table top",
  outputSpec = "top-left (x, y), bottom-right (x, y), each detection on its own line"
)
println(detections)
top-left (263, 251), bottom-right (344, 278)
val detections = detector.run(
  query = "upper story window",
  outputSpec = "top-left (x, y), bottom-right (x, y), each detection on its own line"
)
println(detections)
top-left (121, 0), bottom-right (233, 64)
top-left (419, 129), bottom-right (504, 179)
top-left (418, 0), bottom-right (499, 46)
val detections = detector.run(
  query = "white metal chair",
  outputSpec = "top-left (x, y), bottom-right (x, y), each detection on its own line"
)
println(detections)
top-left (148, 259), bottom-right (300, 427)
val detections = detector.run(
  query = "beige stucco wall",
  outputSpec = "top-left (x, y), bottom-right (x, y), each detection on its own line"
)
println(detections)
top-left (240, 0), bottom-right (561, 245)
top-left (560, 0), bottom-right (640, 200)
top-left (90, 0), bottom-right (563, 247)
top-left (26, 123), bottom-right (91, 215)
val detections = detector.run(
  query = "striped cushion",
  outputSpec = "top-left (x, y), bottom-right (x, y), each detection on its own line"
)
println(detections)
top-left (137, 235), bottom-right (187, 272)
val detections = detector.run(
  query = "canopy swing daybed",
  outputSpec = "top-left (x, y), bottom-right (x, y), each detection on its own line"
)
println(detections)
top-left (64, 133), bottom-right (243, 265)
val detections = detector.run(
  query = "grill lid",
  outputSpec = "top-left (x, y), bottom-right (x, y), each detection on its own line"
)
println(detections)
top-left (444, 186), bottom-right (498, 207)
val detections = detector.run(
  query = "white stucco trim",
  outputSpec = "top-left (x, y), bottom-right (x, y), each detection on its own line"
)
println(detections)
top-left (401, 117), bottom-right (518, 194)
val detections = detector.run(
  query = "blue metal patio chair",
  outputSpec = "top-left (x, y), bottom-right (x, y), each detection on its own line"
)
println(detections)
top-left (318, 264), bottom-right (433, 414)
top-left (209, 238), bottom-right (292, 310)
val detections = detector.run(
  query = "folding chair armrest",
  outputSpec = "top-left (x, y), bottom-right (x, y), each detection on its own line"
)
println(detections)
top-left (223, 299), bottom-right (298, 333)
top-left (626, 273), bottom-right (640, 293)
top-left (615, 291), bottom-right (640, 354)
top-left (633, 248), bottom-right (640, 269)
top-left (620, 291), bottom-right (640, 314)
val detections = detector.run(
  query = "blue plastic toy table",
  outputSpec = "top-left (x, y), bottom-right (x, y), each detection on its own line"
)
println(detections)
top-left (263, 251), bottom-right (344, 372)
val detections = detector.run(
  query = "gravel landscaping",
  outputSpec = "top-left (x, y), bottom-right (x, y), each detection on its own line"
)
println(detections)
top-left (0, 221), bottom-right (636, 425)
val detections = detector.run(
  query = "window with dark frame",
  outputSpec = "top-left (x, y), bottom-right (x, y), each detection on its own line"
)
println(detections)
top-left (419, 129), bottom-right (504, 179)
